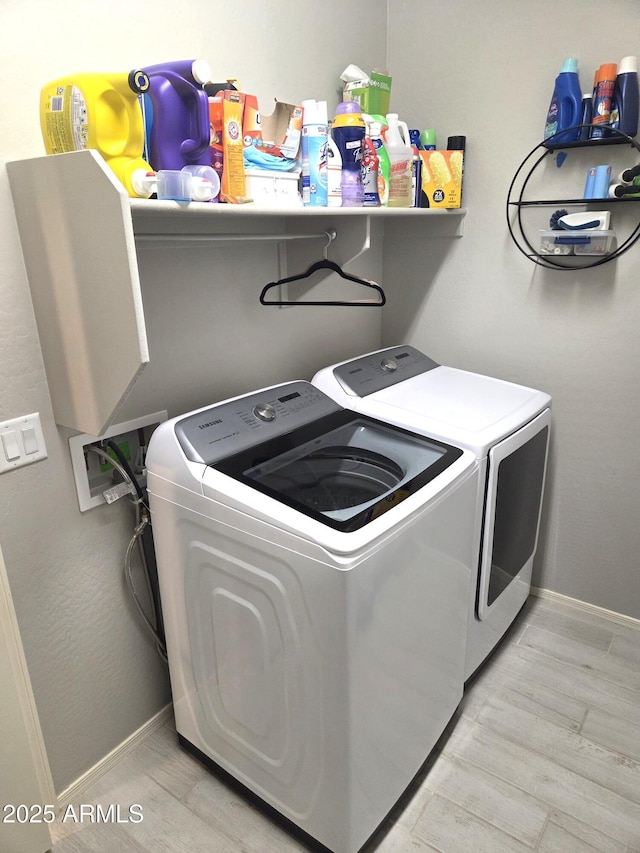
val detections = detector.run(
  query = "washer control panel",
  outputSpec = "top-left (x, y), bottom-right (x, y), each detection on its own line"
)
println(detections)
top-left (332, 346), bottom-right (439, 396)
top-left (175, 381), bottom-right (341, 464)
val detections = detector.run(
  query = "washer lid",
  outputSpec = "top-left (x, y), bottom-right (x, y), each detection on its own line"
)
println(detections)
top-left (207, 410), bottom-right (463, 532)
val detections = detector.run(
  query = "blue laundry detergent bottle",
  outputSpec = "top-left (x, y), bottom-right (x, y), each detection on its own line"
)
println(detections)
top-left (544, 58), bottom-right (582, 144)
top-left (611, 55), bottom-right (639, 138)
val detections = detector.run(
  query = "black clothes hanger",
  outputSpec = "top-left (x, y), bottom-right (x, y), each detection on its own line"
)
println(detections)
top-left (259, 231), bottom-right (386, 307)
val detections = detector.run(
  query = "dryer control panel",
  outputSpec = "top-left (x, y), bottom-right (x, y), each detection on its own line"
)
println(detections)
top-left (175, 381), bottom-right (341, 465)
top-left (332, 346), bottom-right (439, 396)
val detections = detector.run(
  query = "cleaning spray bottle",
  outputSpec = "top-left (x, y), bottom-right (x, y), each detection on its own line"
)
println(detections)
top-left (39, 72), bottom-right (153, 197)
top-left (361, 116), bottom-right (380, 206)
top-left (385, 113), bottom-right (413, 208)
top-left (326, 121), bottom-right (342, 207)
top-left (301, 99), bottom-right (328, 206)
top-left (544, 58), bottom-right (582, 144)
top-left (370, 115), bottom-right (390, 205)
top-left (591, 62), bottom-right (617, 139)
top-left (131, 59), bottom-right (212, 171)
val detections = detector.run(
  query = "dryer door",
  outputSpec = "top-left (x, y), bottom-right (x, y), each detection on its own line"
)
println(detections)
top-left (477, 409), bottom-right (550, 620)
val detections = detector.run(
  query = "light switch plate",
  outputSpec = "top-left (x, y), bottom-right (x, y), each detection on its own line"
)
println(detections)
top-left (0, 413), bottom-right (47, 474)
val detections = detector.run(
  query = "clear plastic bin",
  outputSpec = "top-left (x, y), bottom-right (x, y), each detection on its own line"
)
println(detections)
top-left (244, 169), bottom-right (302, 208)
top-left (539, 229), bottom-right (615, 256)
top-left (573, 230), bottom-right (615, 255)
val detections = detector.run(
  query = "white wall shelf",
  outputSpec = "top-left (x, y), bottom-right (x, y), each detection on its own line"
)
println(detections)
top-left (7, 150), bottom-right (465, 436)
top-left (129, 197), bottom-right (466, 220)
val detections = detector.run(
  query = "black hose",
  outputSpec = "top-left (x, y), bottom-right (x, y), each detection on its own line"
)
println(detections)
top-left (139, 512), bottom-right (165, 648)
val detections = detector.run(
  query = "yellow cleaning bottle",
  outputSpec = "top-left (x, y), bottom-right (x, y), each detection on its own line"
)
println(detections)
top-left (39, 72), bottom-right (153, 197)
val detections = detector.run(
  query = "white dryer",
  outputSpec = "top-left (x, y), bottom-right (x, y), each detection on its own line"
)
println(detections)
top-left (313, 346), bottom-right (551, 681)
top-left (146, 380), bottom-right (479, 853)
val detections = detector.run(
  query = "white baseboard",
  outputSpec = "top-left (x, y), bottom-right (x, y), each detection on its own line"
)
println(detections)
top-left (56, 703), bottom-right (173, 809)
top-left (531, 586), bottom-right (640, 630)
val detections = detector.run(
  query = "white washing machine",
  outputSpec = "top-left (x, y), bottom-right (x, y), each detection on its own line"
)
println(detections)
top-left (313, 346), bottom-right (551, 681)
top-left (146, 380), bottom-right (479, 853)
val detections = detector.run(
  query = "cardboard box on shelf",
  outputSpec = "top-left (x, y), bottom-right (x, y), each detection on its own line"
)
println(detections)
top-left (419, 149), bottom-right (464, 209)
top-left (343, 70), bottom-right (392, 116)
top-left (211, 90), bottom-right (303, 202)
top-left (221, 91), bottom-right (245, 199)
top-left (258, 101), bottom-right (303, 160)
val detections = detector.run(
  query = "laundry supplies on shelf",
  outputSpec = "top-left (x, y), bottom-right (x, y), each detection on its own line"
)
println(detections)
top-left (39, 71), bottom-right (153, 198)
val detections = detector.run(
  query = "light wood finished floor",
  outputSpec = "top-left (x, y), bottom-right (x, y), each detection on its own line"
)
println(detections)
top-left (50, 594), bottom-right (640, 852)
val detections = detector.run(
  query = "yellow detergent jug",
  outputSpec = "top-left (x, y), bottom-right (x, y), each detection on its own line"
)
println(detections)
top-left (39, 72), bottom-right (153, 198)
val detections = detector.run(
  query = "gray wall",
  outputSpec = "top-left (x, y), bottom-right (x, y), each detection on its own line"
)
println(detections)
top-left (0, 0), bottom-right (386, 792)
top-left (385, 0), bottom-right (640, 619)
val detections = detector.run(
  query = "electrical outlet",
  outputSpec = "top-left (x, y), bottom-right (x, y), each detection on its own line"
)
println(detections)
top-left (69, 412), bottom-right (167, 512)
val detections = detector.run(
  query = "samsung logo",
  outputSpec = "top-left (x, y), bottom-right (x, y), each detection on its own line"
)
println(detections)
top-left (198, 419), bottom-right (223, 429)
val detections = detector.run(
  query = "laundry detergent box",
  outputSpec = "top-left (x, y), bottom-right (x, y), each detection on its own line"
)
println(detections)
top-left (258, 100), bottom-right (303, 159)
top-left (221, 90), bottom-right (246, 200)
top-left (239, 97), bottom-right (303, 160)
top-left (241, 93), bottom-right (261, 148)
top-left (419, 149), bottom-right (464, 209)
top-left (208, 96), bottom-right (225, 187)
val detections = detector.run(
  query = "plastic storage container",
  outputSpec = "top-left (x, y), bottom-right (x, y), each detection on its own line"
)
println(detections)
top-left (539, 229), bottom-right (615, 256)
top-left (244, 169), bottom-right (302, 207)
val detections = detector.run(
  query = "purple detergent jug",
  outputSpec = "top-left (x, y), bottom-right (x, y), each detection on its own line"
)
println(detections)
top-left (130, 60), bottom-right (211, 171)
